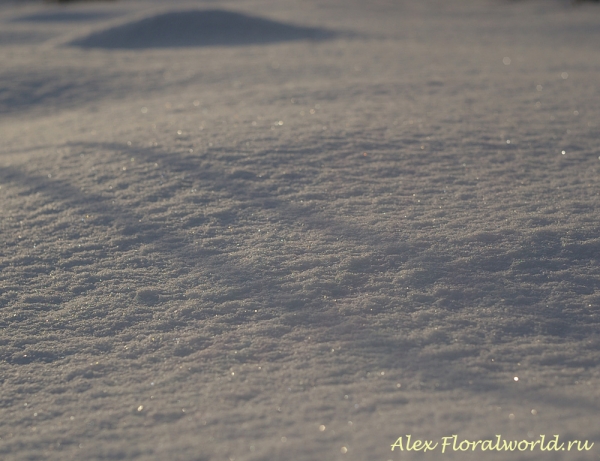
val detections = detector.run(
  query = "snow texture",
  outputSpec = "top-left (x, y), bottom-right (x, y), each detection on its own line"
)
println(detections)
top-left (0, 0), bottom-right (600, 460)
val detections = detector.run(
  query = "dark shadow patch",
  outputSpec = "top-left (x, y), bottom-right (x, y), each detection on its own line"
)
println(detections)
top-left (69, 9), bottom-right (338, 49)
top-left (0, 67), bottom-right (154, 117)
top-left (13, 11), bottom-right (118, 23)
top-left (0, 31), bottom-right (55, 45)
top-left (135, 289), bottom-right (160, 306)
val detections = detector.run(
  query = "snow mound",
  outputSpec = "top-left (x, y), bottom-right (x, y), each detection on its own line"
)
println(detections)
top-left (69, 9), bottom-right (337, 49)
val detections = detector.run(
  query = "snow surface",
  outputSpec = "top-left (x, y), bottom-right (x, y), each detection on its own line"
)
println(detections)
top-left (1, 0), bottom-right (600, 460)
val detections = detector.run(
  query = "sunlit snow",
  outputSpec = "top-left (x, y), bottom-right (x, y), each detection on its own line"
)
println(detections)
top-left (0, 0), bottom-right (600, 460)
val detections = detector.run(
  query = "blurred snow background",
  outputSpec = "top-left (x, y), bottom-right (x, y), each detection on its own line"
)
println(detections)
top-left (0, 0), bottom-right (599, 460)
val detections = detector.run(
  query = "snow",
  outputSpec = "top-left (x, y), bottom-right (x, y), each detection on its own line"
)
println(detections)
top-left (69, 9), bottom-right (338, 48)
top-left (0, 0), bottom-right (600, 460)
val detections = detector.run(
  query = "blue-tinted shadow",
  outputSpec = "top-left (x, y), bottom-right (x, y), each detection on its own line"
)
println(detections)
top-left (69, 9), bottom-right (339, 49)
top-left (13, 11), bottom-right (118, 23)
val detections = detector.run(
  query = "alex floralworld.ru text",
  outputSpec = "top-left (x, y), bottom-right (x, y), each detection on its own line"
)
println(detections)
top-left (391, 435), bottom-right (594, 453)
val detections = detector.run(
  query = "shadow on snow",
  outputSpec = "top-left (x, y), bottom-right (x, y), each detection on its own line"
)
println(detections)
top-left (69, 9), bottom-right (339, 49)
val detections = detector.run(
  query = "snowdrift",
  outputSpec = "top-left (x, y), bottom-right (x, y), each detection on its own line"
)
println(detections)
top-left (69, 9), bottom-right (337, 49)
